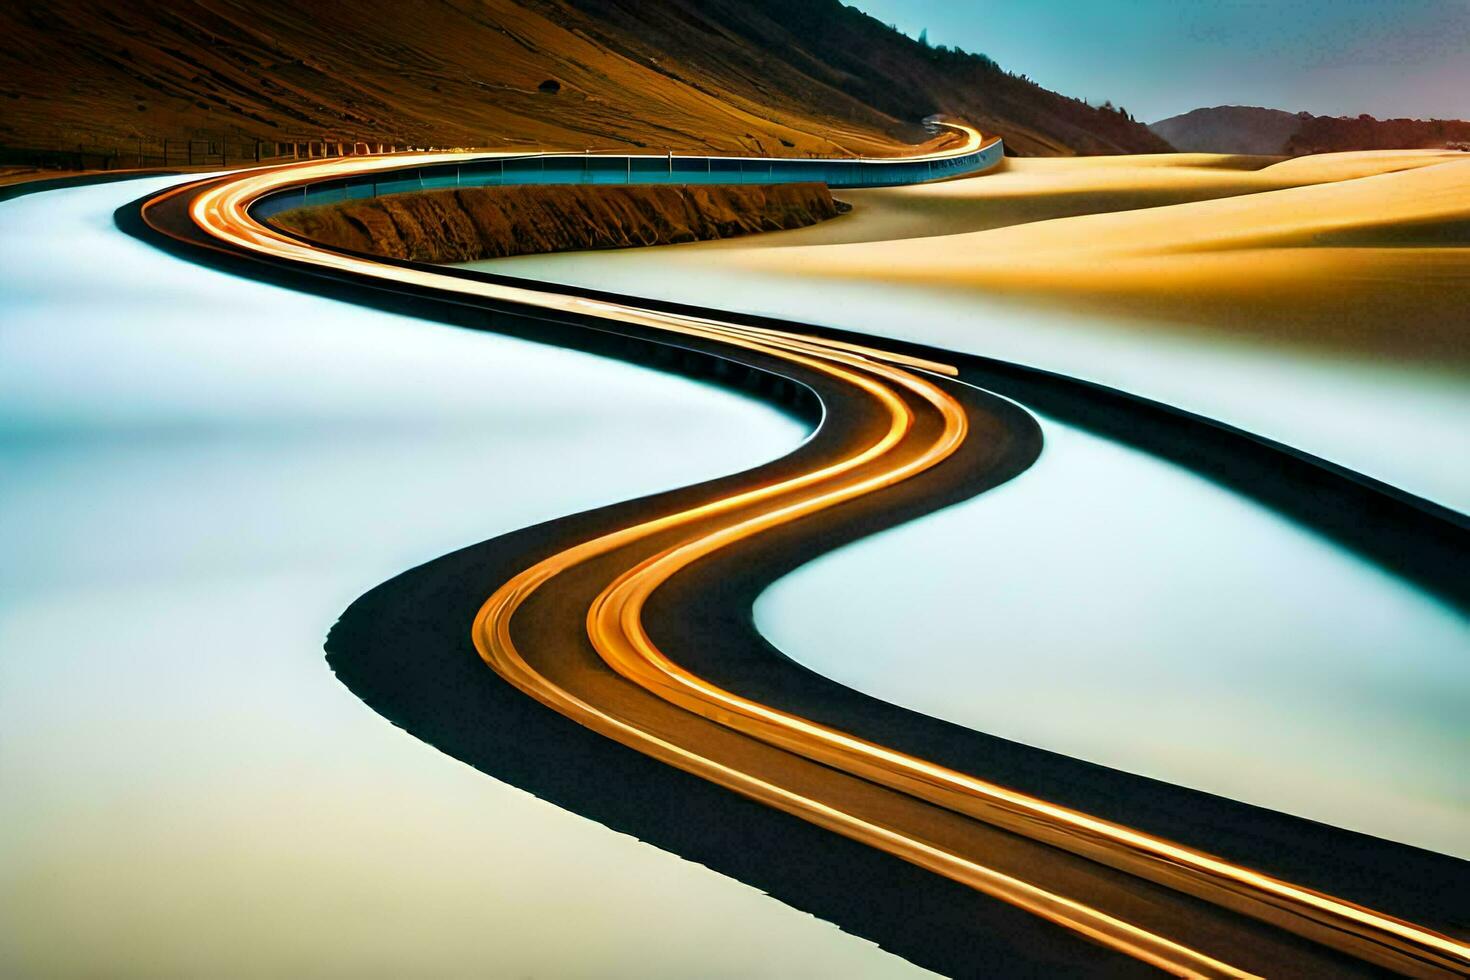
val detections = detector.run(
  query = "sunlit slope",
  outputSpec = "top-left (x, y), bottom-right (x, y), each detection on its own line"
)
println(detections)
top-left (0, 0), bottom-right (1165, 158)
top-left (475, 149), bottom-right (1469, 506)
top-left (711, 150), bottom-right (1470, 364)
top-left (0, 0), bottom-right (899, 157)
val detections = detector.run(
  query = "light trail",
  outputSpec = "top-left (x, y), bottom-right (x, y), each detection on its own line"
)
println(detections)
top-left (138, 127), bottom-right (1470, 977)
top-left (470, 329), bottom-right (1252, 979)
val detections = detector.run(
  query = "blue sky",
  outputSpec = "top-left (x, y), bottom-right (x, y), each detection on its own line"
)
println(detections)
top-left (849, 0), bottom-right (1470, 122)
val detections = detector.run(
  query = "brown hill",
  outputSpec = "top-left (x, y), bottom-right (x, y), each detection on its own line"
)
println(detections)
top-left (1152, 105), bottom-right (1470, 156)
top-left (1150, 106), bottom-right (1302, 155)
top-left (1286, 114), bottom-right (1470, 155)
top-left (272, 183), bottom-right (842, 263)
top-left (0, 0), bottom-right (1168, 161)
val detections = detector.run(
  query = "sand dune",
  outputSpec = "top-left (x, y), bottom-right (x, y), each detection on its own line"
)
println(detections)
top-left (692, 150), bottom-right (1462, 245)
top-left (477, 148), bottom-right (1469, 505)
top-left (698, 151), bottom-right (1470, 364)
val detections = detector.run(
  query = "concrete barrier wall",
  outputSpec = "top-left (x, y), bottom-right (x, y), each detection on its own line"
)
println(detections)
top-left (252, 139), bottom-right (1005, 220)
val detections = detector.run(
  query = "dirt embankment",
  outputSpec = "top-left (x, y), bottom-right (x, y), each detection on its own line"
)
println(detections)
top-left (271, 183), bottom-right (843, 263)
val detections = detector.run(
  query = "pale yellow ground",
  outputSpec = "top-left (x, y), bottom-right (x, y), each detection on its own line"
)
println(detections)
top-left (694, 149), bottom-right (1470, 366)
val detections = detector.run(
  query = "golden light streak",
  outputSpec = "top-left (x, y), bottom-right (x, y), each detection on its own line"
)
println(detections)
top-left (469, 331), bottom-right (1251, 979)
top-left (141, 125), bottom-right (1470, 977)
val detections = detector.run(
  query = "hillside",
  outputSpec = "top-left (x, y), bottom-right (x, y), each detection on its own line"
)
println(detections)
top-left (553, 0), bottom-right (1172, 156)
top-left (1150, 106), bottom-right (1302, 156)
top-left (0, 0), bottom-right (1167, 163)
top-left (1286, 114), bottom-right (1470, 155)
top-left (1152, 105), bottom-right (1470, 156)
top-left (272, 183), bottom-right (842, 263)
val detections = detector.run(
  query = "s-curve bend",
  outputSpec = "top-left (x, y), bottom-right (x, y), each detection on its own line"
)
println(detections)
top-left (125, 134), bottom-right (1469, 978)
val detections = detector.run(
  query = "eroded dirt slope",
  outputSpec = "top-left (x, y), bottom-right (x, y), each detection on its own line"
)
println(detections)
top-left (271, 182), bottom-right (842, 262)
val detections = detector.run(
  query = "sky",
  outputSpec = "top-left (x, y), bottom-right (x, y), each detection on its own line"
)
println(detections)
top-left (849, 0), bottom-right (1470, 123)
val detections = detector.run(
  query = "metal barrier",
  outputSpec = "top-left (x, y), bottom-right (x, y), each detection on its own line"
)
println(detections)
top-left (0, 138), bottom-right (345, 173)
top-left (251, 139), bottom-right (1005, 220)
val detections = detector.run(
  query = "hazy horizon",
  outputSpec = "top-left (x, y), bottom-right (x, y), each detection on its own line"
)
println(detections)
top-left (850, 0), bottom-right (1470, 124)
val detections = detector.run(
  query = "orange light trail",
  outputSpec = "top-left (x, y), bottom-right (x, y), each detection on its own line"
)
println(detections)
top-left (141, 126), bottom-right (1470, 978)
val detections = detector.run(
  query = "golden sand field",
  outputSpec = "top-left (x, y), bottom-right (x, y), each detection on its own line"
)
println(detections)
top-left (698, 150), bottom-right (1470, 366)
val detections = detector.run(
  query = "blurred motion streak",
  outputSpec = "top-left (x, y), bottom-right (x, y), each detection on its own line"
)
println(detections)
top-left (137, 130), bottom-right (1470, 978)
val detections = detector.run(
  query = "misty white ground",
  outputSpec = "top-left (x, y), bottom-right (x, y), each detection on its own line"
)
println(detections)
top-left (471, 161), bottom-right (1470, 859)
top-left (0, 176), bottom-right (927, 979)
top-left (481, 151), bottom-right (1470, 511)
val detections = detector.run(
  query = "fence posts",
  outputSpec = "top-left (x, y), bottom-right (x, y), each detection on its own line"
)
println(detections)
top-left (0, 132), bottom-right (408, 173)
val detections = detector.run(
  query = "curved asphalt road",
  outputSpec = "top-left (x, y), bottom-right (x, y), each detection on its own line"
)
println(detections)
top-left (124, 138), bottom-right (1470, 977)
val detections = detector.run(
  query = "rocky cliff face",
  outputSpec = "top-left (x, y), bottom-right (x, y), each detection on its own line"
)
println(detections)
top-left (270, 183), bottom-right (842, 263)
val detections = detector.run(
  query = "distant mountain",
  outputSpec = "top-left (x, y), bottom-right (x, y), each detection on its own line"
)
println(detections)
top-left (1151, 105), bottom-right (1470, 156)
top-left (1149, 106), bottom-right (1302, 155)
top-left (1286, 114), bottom-right (1470, 155)
top-left (0, 0), bottom-right (1169, 160)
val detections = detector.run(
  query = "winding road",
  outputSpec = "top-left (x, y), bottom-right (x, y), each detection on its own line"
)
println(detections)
top-left (125, 133), bottom-right (1470, 977)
